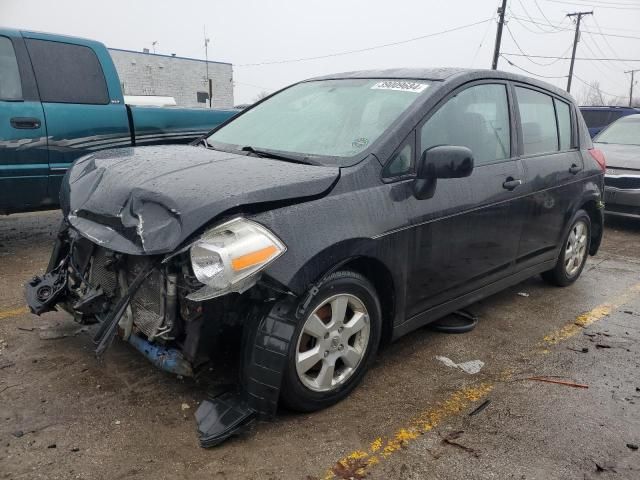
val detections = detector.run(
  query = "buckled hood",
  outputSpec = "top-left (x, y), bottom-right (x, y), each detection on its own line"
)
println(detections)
top-left (62, 145), bottom-right (339, 254)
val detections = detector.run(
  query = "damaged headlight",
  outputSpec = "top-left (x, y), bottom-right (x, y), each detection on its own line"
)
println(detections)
top-left (188, 218), bottom-right (286, 301)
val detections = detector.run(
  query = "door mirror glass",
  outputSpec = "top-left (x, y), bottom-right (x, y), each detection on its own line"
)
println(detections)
top-left (414, 145), bottom-right (474, 199)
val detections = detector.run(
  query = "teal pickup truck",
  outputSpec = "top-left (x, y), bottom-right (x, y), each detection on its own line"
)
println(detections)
top-left (0, 28), bottom-right (237, 214)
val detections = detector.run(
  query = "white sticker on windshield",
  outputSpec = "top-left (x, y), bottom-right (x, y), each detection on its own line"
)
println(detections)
top-left (371, 80), bottom-right (429, 93)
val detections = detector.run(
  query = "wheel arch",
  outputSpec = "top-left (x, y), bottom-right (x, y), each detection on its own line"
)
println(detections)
top-left (285, 242), bottom-right (401, 347)
top-left (579, 197), bottom-right (604, 255)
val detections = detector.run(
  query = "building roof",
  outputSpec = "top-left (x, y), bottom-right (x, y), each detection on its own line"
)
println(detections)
top-left (108, 48), bottom-right (231, 66)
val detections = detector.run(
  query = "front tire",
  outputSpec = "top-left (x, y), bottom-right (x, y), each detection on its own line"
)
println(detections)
top-left (280, 271), bottom-right (382, 412)
top-left (542, 210), bottom-right (591, 287)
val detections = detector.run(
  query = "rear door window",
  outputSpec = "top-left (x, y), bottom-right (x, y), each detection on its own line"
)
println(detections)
top-left (554, 99), bottom-right (572, 151)
top-left (420, 83), bottom-right (511, 166)
top-left (0, 36), bottom-right (23, 100)
top-left (25, 39), bottom-right (109, 104)
top-left (515, 87), bottom-right (558, 156)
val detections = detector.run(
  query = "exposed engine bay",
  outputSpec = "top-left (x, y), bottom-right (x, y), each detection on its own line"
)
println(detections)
top-left (26, 221), bottom-right (300, 446)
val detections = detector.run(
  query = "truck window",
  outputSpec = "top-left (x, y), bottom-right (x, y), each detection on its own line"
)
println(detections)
top-left (25, 39), bottom-right (109, 104)
top-left (0, 36), bottom-right (22, 100)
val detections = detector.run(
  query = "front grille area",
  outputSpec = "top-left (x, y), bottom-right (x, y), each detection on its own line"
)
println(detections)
top-left (127, 257), bottom-right (165, 339)
top-left (87, 248), bottom-right (166, 339)
top-left (89, 248), bottom-right (118, 297)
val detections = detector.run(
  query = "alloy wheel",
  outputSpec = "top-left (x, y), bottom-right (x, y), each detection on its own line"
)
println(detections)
top-left (295, 294), bottom-right (370, 392)
top-left (564, 219), bottom-right (588, 277)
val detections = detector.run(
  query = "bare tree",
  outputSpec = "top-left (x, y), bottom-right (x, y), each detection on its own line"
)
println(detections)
top-left (579, 81), bottom-right (608, 106)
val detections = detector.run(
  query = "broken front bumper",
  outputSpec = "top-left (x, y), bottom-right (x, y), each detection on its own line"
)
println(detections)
top-left (25, 224), bottom-right (301, 447)
top-left (26, 226), bottom-right (196, 372)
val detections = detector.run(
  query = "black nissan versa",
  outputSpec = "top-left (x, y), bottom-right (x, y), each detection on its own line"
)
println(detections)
top-left (26, 68), bottom-right (605, 446)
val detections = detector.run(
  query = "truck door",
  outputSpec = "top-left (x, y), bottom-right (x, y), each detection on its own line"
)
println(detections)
top-left (0, 34), bottom-right (49, 213)
top-left (23, 35), bottom-right (130, 203)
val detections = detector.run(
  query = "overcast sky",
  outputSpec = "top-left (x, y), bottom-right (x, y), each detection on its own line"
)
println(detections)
top-left (3, 0), bottom-right (639, 104)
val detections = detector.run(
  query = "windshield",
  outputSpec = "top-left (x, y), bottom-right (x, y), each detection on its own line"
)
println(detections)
top-left (595, 116), bottom-right (640, 146)
top-left (207, 78), bottom-right (431, 161)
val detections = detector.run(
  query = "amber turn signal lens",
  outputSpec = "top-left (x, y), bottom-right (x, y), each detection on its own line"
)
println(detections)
top-left (231, 245), bottom-right (278, 271)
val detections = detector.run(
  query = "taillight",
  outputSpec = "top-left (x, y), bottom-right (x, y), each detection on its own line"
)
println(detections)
top-left (589, 148), bottom-right (606, 172)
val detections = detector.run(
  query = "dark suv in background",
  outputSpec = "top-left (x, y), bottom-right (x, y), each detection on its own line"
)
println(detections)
top-left (580, 105), bottom-right (640, 138)
top-left (27, 68), bottom-right (605, 446)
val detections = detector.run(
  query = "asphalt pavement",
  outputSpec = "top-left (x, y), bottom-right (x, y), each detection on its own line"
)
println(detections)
top-left (1, 211), bottom-right (639, 479)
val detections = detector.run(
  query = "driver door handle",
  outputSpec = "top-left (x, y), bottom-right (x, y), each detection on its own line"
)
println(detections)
top-left (569, 164), bottom-right (582, 174)
top-left (502, 177), bottom-right (523, 191)
top-left (10, 117), bottom-right (41, 129)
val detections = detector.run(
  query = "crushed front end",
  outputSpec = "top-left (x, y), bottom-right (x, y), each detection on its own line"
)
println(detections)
top-left (26, 218), bottom-right (300, 446)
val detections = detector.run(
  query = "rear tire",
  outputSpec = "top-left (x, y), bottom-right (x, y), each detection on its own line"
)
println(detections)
top-left (280, 271), bottom-right (382, 412)
top-left (542, 210), bottom-right (591, 287)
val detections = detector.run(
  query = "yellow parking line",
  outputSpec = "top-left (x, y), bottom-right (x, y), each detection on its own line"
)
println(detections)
top-left (323, 281), bottom-right (640, 479)
top-left (0, 306), bottom-right (29, 320)
top-left (323, 383), bottom-right (493, 479)
top-left (542, 282), bottom-right (640, 346)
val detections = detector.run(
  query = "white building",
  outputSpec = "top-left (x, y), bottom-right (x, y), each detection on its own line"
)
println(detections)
top-left (109, 48), bottom-right (234, 109)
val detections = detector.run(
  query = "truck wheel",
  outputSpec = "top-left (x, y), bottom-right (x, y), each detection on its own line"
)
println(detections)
top-left (280, 271), bottom-right (382, 412)
top-left (542, 210), bottom-right (591, 287)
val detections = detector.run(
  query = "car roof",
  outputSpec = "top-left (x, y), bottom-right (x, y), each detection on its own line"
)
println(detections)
top-left (305, 68), bottom-right (573, 101)
top-left (579, 106), bottom-right (639, 110)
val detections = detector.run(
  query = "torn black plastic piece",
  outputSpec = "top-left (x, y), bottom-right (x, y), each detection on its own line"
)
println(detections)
top-left (194, 297), bottom-right (298, 447)
top-left (242, 297), bottom-right (298, 418)
top-left (429, 309), bottom-right (478, 334)
top-left (195, 391), bottom-right (256, 448)
top-left (25, 262), bottom-right (68, 315)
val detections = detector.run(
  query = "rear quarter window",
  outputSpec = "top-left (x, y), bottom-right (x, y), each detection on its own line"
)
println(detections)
top-left (554, 99), bottom-right (572, 150)
top-left (25, 39), bottom-right (109, 104)
top-left (0, 36), bottom-right (22, 101)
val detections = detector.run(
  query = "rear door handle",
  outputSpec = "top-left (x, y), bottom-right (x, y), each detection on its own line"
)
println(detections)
top-left (502, 177), bottom-right (523, 191)
top-left (10, 117), bottom-right (41, 129)
top-left (569, 164), bottom-right (582, 174)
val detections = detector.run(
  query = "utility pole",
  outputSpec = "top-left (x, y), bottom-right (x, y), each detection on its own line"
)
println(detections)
top-left (491, 0), bottom-right (508, 70)
top-left (204, 26), bottom-right (211, 108)
top-left (625, 69), bottom-right (639, 107)
top-left (566, 11), bottom-right (592, 93)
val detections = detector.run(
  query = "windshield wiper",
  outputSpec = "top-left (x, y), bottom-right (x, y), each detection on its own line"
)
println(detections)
top-left (240, 146), bottom-right (318, 165)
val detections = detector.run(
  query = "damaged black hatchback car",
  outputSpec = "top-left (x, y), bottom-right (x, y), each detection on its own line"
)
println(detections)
top-left (27, 69), bottom-right (605, 445)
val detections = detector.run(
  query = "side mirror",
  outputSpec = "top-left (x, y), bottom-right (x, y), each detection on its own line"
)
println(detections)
top-left (413, 145), bottom-right (474, 200)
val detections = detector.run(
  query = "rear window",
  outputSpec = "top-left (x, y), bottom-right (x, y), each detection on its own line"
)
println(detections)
top-left (580, 110), bottom-right (609, 128)
top-left (25, 39), bottom-right (109, 104)
top-left (516, 87), bottom-right (558, 156)
top-left (0, 36), bottom-right (22, 101)
top-left (555, 99), bottom-right (572, 150)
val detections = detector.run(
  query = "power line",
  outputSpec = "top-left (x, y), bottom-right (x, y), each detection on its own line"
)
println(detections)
top-left (517, 0), bottom-right (566, 32)
top-left (546, 0), bottom-right (640, 10)
top-left (508, 9), bottom-right (565, 34)
top-left (572, 73), bottom-right (624, 97)
top-left (471, 6), bottom-right (498, 67)
top-left (504, 22), bottom-right (572, 66)
top-left (235, 18), bottom-right (493, 67)
top-left (510, 14), bottom-right (640, 39)
top-left (500, 54), bottom-right (568, 78)
top-left (590, 16), bottom-right (637, 70)
top-left (534, 0), bottom-right (561, 28)
top-left (502, 52), bottom-right (640, 61)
